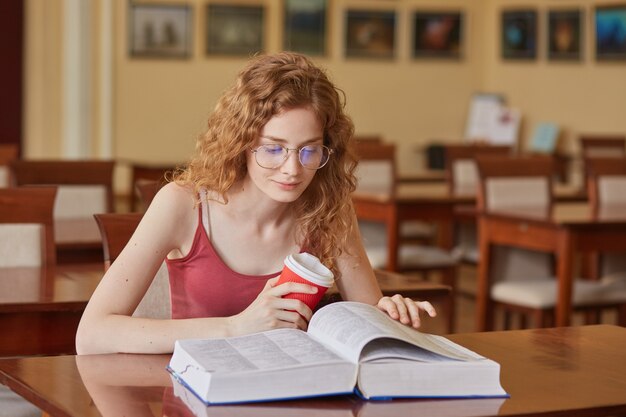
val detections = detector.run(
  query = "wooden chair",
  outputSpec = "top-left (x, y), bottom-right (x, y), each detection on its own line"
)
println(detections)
top-left (580, 135), bottom-right (626, 191)
top-left (0, 186), bottom-right (57, 416)
top-left (129, 162), bottom-right (175, 211)
top-left (354, 141), bottom-right (457, 332)
top-left (0, 143), bottom-right (19, 187)
top-left (585, 157), bottom-right (626, 294)
top-left (10, 160), bottom-right (115, 263)
top-left (135, 180), bottom-right (163, 212)
top-left (0, 186), bottom-right (57, 267)
top-left (477, 156), bottom-right (626, 329)
top-left (444, 144), bottom-right (512, 264)
top-left (93, 213), bottom-right (171, 319)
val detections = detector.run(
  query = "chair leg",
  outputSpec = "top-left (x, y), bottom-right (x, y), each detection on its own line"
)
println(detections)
top-left (519, 313), bottom-right (527, 329)
top-left (503, 310), bottom-right (513, 330)
top-left (533, 310), bottom-right (546, 328)
top-left (441, 267), bottom-right (456, 333)
top-left (618, 305), bottom-right (626, 327)
top-left (584, 309), bottom-right (601, 325)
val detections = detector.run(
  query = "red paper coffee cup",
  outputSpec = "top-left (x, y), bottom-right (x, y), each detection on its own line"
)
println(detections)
top-left (276, 253), bottom-right (334, 310)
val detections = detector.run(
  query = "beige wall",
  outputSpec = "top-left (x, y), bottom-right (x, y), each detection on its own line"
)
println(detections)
top-left (24, 0), bottom-right (626, 193)
top-left (484, 0), bottom-right (626, 185)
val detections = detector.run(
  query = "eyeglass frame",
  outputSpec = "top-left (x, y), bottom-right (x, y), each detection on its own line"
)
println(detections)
top-left (250, 140), bottom-right (334, 170)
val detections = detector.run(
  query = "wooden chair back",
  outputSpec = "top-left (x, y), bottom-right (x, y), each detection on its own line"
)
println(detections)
top-left (353, 141), bottom-right (397, 192)
top-left (10, 160), bottom-right (115, 212)
top-left (94, 213), bottom-right (142, 269)
top-left (476, 155), bottom-right (555, 213)
top-left (0, 144), bottom-right (19, 187)
top-left (135, 180), bottom-right (163, 212)
top-left (129, 163), bottom-right (175, 211)
top-left (444, 144), bottom-right (512, 196)
top-left (586, 157), bottom-right (626, 214)
top-left (0, 186), bottom-right (57, 267)
top-left (580, 135), bottom-right (626, 158)
top-left (94, 212), bottom-right (171, 319)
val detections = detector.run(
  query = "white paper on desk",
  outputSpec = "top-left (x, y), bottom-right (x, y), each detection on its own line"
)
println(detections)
top-left (464, 93), bottom-right (505, 142)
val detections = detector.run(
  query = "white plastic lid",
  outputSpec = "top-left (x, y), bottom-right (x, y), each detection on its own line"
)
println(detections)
top-left (284, 252), bottom-right (334, 287)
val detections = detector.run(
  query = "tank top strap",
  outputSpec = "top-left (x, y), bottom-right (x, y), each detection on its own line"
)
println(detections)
top-left (199, 189), bottom-right (211, 239)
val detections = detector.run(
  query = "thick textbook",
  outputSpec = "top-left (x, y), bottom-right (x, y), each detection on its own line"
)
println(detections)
top-left (167, 302), bottom-right (507, 405)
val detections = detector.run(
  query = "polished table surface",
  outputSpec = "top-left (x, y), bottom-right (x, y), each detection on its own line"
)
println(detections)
top-left (0, 264), bottom-right (450, 355)
top-left (0, 264), bottom-right (103, 356)
top-left (1, 325), bottom-right (625, 417)
top-left (477, 203), bottom-right (626, 330)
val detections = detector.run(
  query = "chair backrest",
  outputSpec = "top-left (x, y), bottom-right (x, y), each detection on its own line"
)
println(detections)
top-left (93, 212), bottom-right (171, 319)
top-left (135, 180), bottom-right (163, 212)
top-left (0, 144), bottom-right (19, 187)
top-left (580, 135), bottom-right (626, 158)
top-left (444, 144), bottom-right (512, 196)
top-left (0, 186), bottom-right (57, 267)
top-left (10, 160), bottom-right (115, 212)
top-left (129, 163), bottom-right (175, 211)
top-left (476, 156), bottom-right (556, 282)
top-left (353, 141), bottom-right (396, 192)
top-left (11, 160), bottom-right (115, 245)
top-left (586, 157), bottom-right (626, 213)
top-left (476, 155), bottom-right (554, 213)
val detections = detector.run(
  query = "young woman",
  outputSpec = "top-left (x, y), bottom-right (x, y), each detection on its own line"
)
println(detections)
top-left (76, 52), bottom-right (435, 355)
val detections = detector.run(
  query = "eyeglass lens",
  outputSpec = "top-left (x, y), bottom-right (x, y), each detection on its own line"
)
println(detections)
top-left (255, 144), bottom-right (329, 169)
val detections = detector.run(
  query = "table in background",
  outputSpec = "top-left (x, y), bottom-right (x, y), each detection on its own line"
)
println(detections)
top-left (1, 325), bottom-right (625, 417)
top-left (477, 203), bottom-right (626, 330)
top-left (0, 264), bottom-right (102, 356)
top-left (353, 182), bottom-right (587, 272)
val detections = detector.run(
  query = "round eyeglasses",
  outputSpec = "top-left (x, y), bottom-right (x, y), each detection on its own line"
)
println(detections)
top-left (251, 144), bottom-right (333, 170)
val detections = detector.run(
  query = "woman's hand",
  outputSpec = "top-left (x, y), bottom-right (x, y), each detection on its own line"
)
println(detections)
top-left (377, 294), bottom-right (437, 329)
top-left (230, 277), bottom-right (317, 336)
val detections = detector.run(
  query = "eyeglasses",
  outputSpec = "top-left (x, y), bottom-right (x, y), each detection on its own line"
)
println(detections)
top-left (251, 143), bottom-right (333, 170)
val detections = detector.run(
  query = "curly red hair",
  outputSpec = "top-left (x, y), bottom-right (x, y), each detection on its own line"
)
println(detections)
top-left (174, 52), bottom-right (358, 277)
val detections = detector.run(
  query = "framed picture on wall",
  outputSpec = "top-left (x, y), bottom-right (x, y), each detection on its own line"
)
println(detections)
top-left (129, 4), bottom-right (192, 58)
top-left (548, 9), bottom-right (583, 61)
top-left (595, 5), bottom-right (626, 60)
top-left (412, 11), bottom-right (463, 59)
top-left (206, 4), bottom-right (264, 56)
top-left (345, 9), bottom-right (396, 59)
top-left (501, 9), bottom-right (537, 60)
top-left (283, 0), bottom-right (327, 56)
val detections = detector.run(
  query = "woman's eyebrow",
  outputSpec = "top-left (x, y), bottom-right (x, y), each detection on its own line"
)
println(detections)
top-left (259, 135), bottom-right (324, 144)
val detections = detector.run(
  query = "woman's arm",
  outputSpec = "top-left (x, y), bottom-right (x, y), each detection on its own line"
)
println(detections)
top-left (76, 184), bottom-right (317, 355)
top-left (336, 213), bottom-right (436, 329)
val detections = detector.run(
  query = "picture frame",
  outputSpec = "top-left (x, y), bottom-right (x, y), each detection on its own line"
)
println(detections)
top-left (548, 9), bottom-right (583, 61)
top-left (345, 9), bottom-right (396, 59)
top-left (501, 9), bottom-right (537, 60)
top-left (412, 10), bottom-right (463, 59)
top-left (129, 4), bottom-right (192, 59)
top-left (595, 5), bottom-right (626, 60)
top-left (206, 4), bottom-right (264, 56)
top-left (283, 0), bottom-right (327, 56)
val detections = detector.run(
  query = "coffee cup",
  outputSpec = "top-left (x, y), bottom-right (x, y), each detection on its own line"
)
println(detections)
top-left (276, 252), bottom-right (334, 310)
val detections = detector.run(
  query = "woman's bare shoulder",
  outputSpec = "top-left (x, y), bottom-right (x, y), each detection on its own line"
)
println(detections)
top-left (150, 182), bottom-right (197, 213)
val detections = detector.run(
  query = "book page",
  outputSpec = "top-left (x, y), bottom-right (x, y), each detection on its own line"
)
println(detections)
top-left (308, 302), bottom-right (481, 363)
top-left (176, 329), bottom-right (346, 374)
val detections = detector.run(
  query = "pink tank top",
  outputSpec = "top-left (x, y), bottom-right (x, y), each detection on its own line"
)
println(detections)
top-left (165, 197), bottom-right (280, 319)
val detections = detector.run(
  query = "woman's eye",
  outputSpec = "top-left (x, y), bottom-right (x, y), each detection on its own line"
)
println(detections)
top-left (263, 145), bottom-right (283, 154)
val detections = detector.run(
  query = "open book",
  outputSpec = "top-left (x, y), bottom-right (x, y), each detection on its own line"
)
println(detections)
top-left (167, 302), bottom-right (508, 405)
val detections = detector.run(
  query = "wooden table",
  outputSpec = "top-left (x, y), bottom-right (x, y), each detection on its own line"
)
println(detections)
top-left (0, 265), bottom-right (450, 355)
top-left (1, 325), bottom-right (625, 417)
top-left (0, 264), bottom-right (103, 356)
top-left (477, 203), bottom-right (626, 330)
top-left (352, 183), bottom-right (473, 271)
top-left (352, 183), bottom-right (586, 272)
